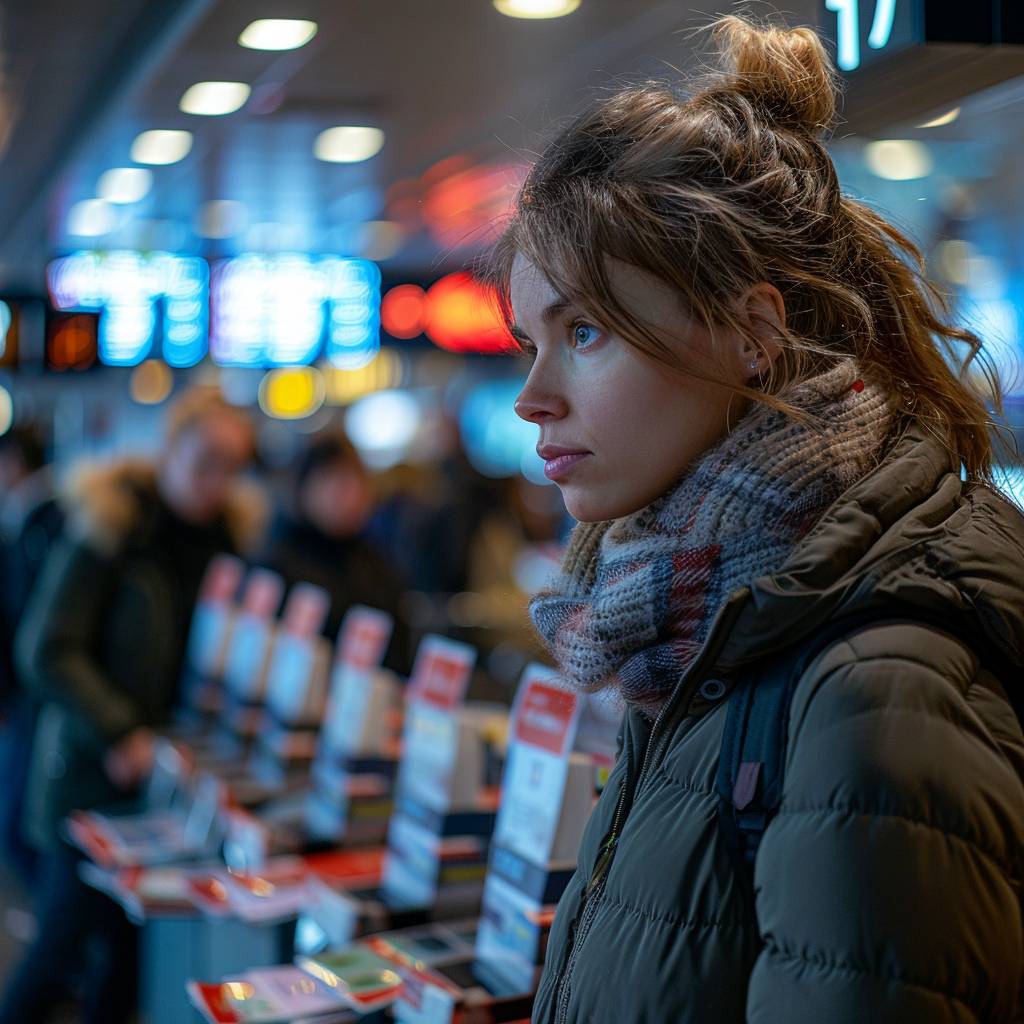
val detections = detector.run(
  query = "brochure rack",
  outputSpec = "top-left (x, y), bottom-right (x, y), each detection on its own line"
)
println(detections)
top-left (217, 568), bottom-right (287, 755)
top-left (179, 554), bottom-right (246, 728)
top-left (390, 666), bottom-right (596, 1024)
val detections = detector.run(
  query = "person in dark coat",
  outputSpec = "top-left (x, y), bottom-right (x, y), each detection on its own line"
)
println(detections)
top-left (485, 15), bottom-right (1024, 1023)
top-left (0, 387), bottom-right (260, 1024)
top-left (0, 427), bottom-right (64, 885)
top-left (255, 430), bottom-right (412, 676)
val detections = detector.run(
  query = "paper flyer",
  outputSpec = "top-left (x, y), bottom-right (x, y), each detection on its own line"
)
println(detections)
top-left (188, 965), bottom-right (354, 1023)
top-left (492, 666), bottom-right (581, 866)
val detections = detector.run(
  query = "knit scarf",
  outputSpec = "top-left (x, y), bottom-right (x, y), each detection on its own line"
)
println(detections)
top-left (529, 357), bottom-right (899, 714)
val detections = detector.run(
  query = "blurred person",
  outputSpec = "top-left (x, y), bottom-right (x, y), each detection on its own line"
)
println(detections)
top-left (255, 430), bottom-right (412, 675)
top-left (0, 387), bottom-right (259, 1024)
top-left (487, 15), bottom-right (1024, 1023)
top-left (0, 427), bottom-right (63, 886)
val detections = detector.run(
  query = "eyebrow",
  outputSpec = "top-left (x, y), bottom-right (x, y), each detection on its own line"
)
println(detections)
top-left (509, 298), bottom-right (572, 342)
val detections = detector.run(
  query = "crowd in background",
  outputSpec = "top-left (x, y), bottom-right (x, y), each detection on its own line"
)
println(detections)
top-left (0, 385), bottom-right (570, 1024)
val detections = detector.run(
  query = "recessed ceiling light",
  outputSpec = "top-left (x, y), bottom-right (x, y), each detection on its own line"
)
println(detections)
top-left (238, 19), bottom-right (318, 50)
top-left (67, 199), bottom-right (116, 237)
top-left (314, 126), bottom-right (385, 163)
top-left (196, 200), bottom-right (248, 238)
top-left (97, 167), bottom-right (153, 204)
top-left (130, 129), bottom-right (193, 165)
top-left (918, 107), bottom-right (961, 129)
top-left (493, 0), bottom-right (581, 18)
top-left (864, 140), bottom-right (933, 181)
top-left (179, 81), bottom-right (251, 116)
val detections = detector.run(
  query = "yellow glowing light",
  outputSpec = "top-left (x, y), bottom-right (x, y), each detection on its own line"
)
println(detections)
top-left (0, 386), bottom-right (12, 436)
top-left (493, 0), bottom-right (581, 17)
top-left (129, 360), bottom-right (173, 405)
top-left (324, 350), bottom-right (402, 405)
top-left (864, 140), bottom-right (933, 181)
top-left (238, 19), bottom-right (318, 50)
top-left (179, 81), bottom-right (251, 116)
top-left (313, 126), bottom-right (385, 163)
top-left (131, 129), bottom-right (193, 165)
top-left (259, 367), bottom-right (325, 419)
top-left (918, 107), bottom-right (961, 129)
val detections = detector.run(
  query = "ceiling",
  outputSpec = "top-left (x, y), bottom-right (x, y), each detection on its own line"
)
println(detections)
top-left (2, 0), bottom-right (1023, 294)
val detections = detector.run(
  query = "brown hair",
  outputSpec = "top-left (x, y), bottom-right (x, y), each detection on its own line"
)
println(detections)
top-left (166, 385), bottom-right (255, 452)
top-left (482, 14), bottom-right (1015, 483)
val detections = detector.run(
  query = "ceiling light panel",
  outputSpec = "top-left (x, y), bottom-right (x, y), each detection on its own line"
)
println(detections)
top-left (180, 81), bottom-right (251, 116)
top-left (238, 19), bottom-right (318, 50)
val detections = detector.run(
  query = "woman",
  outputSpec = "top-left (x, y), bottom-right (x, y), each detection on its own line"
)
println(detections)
top-left (486, 16), bottom-right (1024, 1023)
top-left (0, 387), bottom-right (259, 1024)
top-left (255, 430), bottom-right (411, 675)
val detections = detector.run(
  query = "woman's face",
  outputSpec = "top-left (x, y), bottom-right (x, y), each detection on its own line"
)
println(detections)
top-left (160, 413), bottom-right (252, 524)
top-left (302, 462), bottom-right (373, 539)
top-left (510, 254), bottom-right (756, 523)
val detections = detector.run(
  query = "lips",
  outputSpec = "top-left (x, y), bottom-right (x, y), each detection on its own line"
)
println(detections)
top-left (537, 444), bottom-right (591, 481)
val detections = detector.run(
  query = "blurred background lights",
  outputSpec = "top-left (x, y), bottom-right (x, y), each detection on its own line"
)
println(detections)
top-left (130, 129), bottom-right (193, 165)
top-left (258, 366), bottom-right (325, 419)
top-left (313, 126), bottom-right (385, 163)
top-left (381, 284), bottom-right (426, 339)
top-left (345, 389), bottom-right (422, 468)
top-left (423, 272), bottom-right (513, 353)
top-left (324, 349), bottom-right (403, 405)
top-left (865, 140), bottom-right (933, 180)
top-left (67, 199), bottom-right (116, 237)
top-left (493, 0), bottom-right (581, 18)
top-left (918, 107), bottom-right (961, 128)
top-left (459, 378), bottom-right (546, 478)
top-left (238, 19), bottom-right (318, 50)
top-left (359, 221), bottom-right (403, 262)
top-left (46, 251), bottom-right (209, 367)
top-left (97, 167), bottom-right (153, 204)
top-left (129, 359), bottom-right (173, 405)
top-left (179, 81), bottom-right (251, 116)
top-left (0, 385), bottom-right (12, 437)
top-left (196, 200), bottom-right (248, 239)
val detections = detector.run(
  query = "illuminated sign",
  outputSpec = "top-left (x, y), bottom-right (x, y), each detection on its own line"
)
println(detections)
top-left (47, 251), bottom-right (208, 367)
top-left (822, 0), bottom-right (1024, 71)
top-left (209, 254), bottom-right (380, 368)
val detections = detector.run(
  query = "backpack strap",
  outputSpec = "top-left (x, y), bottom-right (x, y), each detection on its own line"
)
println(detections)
top-left (715, 606), bottom-right (1013, 902)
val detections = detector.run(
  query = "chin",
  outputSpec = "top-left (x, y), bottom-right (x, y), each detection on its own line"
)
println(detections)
top-left (561, 485), bottom-right (646, 524)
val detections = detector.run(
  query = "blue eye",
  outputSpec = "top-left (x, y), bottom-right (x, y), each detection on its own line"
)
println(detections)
top-left (572, 323), bottom-right (601, 349)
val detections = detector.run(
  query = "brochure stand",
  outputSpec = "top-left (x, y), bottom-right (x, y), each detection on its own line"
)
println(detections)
top-left (378, 635), bottom-right (495, 921)
top-left (179, 554), bottom-right (246, 729)
top-left (248, 582), bottom-right (332, 790)
top-left (285, 635), bottom-right (492, 949)
top-left (216, 568), bottom-right (287, 758)
top-left (304, 606), bottom-right (400, 846)
top-left (390, 665), bottom-right (595, 1024)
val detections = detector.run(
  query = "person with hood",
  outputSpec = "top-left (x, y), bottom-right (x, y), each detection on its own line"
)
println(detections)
top-left (0, 386), bottom-right (259, 1024)
top-left (486, 15), bottom-right (1024, 1023)
top-left (254, 430), bottom-right (412, 676)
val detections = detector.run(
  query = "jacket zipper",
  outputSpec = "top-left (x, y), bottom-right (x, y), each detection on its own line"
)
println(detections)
top-left (548, 587), bottom-right (752, 1024)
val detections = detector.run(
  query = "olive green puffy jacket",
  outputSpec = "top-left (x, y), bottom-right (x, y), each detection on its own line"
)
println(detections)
top-left (533, 422), bottom-right (1024, 1024)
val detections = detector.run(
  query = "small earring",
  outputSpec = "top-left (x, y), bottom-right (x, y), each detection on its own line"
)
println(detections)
top-left (749, 359), bottom-right (759, 370)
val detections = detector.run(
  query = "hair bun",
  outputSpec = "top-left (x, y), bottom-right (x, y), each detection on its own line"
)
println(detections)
top-left (710, 15), bottom-right (838, 136)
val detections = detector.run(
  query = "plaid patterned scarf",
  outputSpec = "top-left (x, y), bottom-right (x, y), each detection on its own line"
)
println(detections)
top-left (529, 358), bottom-right (898, 713)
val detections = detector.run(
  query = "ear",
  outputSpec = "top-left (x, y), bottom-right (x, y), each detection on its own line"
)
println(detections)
top-left (734, 282), bottom-right (786, 381)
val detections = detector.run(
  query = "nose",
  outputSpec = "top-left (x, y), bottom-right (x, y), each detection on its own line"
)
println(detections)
top-left (514, 364), bottom-right (568, 424)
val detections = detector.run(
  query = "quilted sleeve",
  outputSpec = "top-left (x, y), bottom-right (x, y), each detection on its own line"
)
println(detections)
top-left (746, 624), bottom-right (1024, 1024)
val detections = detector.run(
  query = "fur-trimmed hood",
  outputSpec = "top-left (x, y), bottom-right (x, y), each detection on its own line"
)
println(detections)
top-left (61, 458), bottom-right (267, 556)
